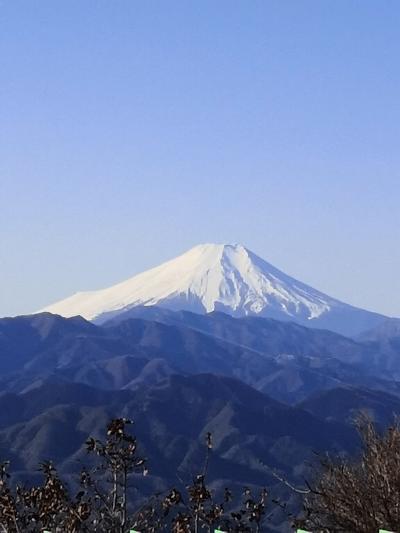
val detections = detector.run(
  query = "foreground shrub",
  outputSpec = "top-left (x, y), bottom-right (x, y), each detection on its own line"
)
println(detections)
top-left (295, 415), bottom-right (400, 532)
top-left (0, 419), bottom-right (268, 532)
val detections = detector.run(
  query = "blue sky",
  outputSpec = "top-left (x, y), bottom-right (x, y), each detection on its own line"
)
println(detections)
top-left (1, 0), bottom-right (399, 317)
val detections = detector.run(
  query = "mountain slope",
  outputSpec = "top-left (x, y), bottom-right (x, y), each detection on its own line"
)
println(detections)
top-left (299, 386), bottom-right (400, 427)
top-left (3, 312), bottom-right (400, 403)
top-left (0, 375), bottom-right (358, 531)
top-left (357, 317), bottom-right (400, 342)
top-left (39, 243), bottom-right (387, 337)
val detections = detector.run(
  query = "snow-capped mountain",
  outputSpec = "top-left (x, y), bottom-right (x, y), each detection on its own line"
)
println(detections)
top-left (40, 243), bottom-right (387, 336)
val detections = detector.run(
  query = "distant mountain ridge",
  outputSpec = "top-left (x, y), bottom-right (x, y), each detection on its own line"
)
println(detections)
top-left (3, 311), bottom-right (400, 403)
top-left (0, 374), bottom-right (359, 531)
top-left (2, 310), bottom-right (400, 529)
top-left (39, 243), bottom-right (388, 336)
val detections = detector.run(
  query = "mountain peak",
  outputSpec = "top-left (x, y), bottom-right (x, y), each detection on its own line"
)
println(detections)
top-left (39, 243), bottom-right (387, 336)
top-left (182, 242), bottom-right (249, 259)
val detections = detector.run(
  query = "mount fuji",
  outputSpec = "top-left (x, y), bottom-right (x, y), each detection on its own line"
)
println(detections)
top-left (40, 243), bottom-right (387, 336)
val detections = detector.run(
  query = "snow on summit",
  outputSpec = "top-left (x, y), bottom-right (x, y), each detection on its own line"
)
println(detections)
top-left (39, 243), bottom-right (386, 336)
top-left (40, 243), bottom-right (335, 320)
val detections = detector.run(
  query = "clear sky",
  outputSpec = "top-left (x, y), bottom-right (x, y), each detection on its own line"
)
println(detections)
top-left (1, 0), bottom-right (399, 318)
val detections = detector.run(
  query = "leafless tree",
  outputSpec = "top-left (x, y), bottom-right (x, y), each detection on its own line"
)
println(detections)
top-left (295, 415), bottom-right (400, 532)
top-left (0, 419), bottom-right (269, 532)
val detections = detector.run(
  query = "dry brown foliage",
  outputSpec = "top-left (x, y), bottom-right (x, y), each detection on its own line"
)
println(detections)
top-left (0, 419), bottom-right (268, 532)
top-left (295, 414), bottom-right (400, 532)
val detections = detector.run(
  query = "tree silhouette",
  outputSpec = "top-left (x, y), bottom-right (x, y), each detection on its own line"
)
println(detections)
top-left (295, 415), bottom-right (400, 532)
top-left (0, 418), bottom-right (268, 532)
